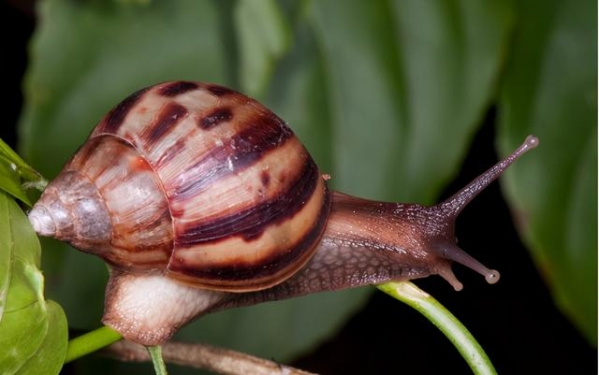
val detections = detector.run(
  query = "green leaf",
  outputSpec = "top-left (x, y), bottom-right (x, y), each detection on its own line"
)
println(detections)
top-left (0, 138), bottom-right (44, 184)
top-left (498, 0), bottom-right (597, 344)
top-left (0, 192), bottom-right (12, 320)
top-left (0, 192), bottom-right (68, 375)
top-left (2, 257), bottom-right (43, 319)
top-left (14, 301), bottom-right (68, 375)
top-left (0, 300), bottom-right (48, 374)
top-left (0, 138), bottom-right (46, 205)
top-left (234, 0), bottom-right (291, 96)
top-left (0, 188), bottom-right (42, 322)
top-left (308, 0), bottom-right (514, 202)
top-left (6, 190), bottom-right (42, 269)
top-left (0, 162), bottom-right (31, 206)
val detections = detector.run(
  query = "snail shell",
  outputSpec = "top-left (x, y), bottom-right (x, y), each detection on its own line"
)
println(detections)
top-left (29, 81), bottom-right (330, 292)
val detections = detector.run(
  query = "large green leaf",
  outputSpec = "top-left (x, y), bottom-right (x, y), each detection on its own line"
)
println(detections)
top-left (234, 0), bottom-right (291, 96)
top-left (19, 0), bottom-right (515, 369)
top-left (498, 0), bottom-right (597, 344)
top-left (308, 0), bottom-right (514, 202)
top-left (0, 189), bottom-right (68, 375)
top-left (13, 301), bottom-right (68, 375)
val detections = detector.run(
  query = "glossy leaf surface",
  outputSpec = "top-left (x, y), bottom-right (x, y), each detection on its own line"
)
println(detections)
top-left (498, 0), bottom-right (597, 343)
top-left (0, 189), bottom-right (67, 374)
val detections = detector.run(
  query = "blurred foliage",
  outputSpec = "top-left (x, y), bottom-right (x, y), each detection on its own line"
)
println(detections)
top-left (497, 0), bottom-right (597, 344)
top-left (14, 0), bottom-right (597, 372)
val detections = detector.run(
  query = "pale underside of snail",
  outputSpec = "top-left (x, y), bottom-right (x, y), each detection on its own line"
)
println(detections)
top-left (28, 81), bottom-right (538, 346)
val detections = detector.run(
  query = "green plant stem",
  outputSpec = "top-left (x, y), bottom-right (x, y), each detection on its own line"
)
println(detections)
top-left (377, 281), bottom-right (497, 375)
top-left (64, 326), bottom-right (123, 363)
top-left (148, 345), bottom-right (168, 375)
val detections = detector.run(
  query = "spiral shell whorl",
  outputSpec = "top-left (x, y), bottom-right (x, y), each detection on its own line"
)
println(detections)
top-left (28, 171), bottom-right (112, 252)
top-left (30, 81), bottom-right (330, 292)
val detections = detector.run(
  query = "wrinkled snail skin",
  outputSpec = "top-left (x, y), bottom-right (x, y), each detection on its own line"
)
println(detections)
top-left (27, 81), bottom-right (539, 346)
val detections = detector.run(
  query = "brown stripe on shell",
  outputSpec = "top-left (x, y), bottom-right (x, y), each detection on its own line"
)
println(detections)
top-left (142, 102), bottom-right (188, 144)
top-left (104, 204), bottom-right (174, 270)
top-left (172, 111), bottom-right (293, 200)
top-left (198, 107), bottom-right (233, 130)
top-left (110, 208), bottom-right (172, 250)
top-left (103, 245), bottom-right (172, 270)
top-left (98, 87), bottom-right (150, 134)
top-left (68, 136), bottom-right (128, 182)
top-left (155, 137), bottom-right (187, 169)
top-left (158, 81), bottom-right (199, 97)
top-left (69, 136), bottom-right (107, 171)
top-left (169, 185), bottom-right (330, 288)
top-left (260, 171), bottom-right (270, 187)
top-left (175, 157), bottom-right (319, 246)
top-left (203, 83), bottom-right (236, 97)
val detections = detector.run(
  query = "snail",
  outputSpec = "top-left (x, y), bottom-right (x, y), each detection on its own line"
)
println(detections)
top-left (28, 81), bottom-right (538, 346)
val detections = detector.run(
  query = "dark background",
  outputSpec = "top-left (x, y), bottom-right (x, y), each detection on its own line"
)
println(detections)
top-left (2, 1), bottom-right (596, 374)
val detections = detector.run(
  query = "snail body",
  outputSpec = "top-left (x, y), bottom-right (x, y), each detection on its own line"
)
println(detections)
top-left (28, 81), bottom-right (538, 345)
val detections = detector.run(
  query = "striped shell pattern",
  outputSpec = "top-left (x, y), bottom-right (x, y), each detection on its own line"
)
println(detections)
top-left (29, 81), bottom-right (330, 292)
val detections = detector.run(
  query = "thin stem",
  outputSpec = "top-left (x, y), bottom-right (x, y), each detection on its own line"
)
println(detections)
top-left (64, 326), bottom-right (123, 364)
top-left (377, 281), bottom-right (497, 375)
top-left (148, 346), bottom-right (169, 375)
